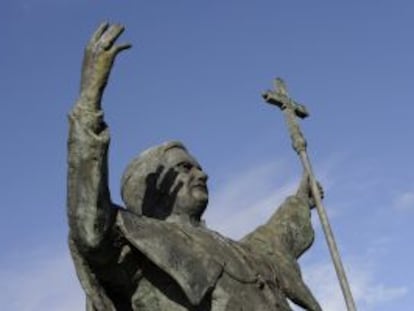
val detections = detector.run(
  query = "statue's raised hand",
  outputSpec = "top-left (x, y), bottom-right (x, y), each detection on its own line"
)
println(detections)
top-left (80, 22), bottom-right (131, 108)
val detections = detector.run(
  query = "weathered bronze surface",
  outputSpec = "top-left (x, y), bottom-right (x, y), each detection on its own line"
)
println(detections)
top-left (67, 23), bottom-right (322, 311)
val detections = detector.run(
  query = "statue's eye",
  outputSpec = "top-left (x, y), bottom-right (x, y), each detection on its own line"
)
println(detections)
top-left (177, 162), bottom-right (193, 172)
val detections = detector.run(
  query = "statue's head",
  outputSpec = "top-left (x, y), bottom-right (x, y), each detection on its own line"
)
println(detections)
top-left (121, 141), bottom-right (209, 222)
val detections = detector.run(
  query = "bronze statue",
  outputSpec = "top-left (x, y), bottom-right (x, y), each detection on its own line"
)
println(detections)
top-left (67, 23), bottom-right (322, 311)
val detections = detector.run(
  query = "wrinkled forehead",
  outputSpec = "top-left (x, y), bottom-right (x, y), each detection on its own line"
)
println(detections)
top-left (164, 147), bottom-right (201, 168)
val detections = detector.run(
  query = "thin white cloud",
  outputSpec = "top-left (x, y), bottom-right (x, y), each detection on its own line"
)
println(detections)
top-left (393, 191), bottom-right (414, 211)
top-left (300, 259), bottom-right (408, 311)
top-left (205, 159), bottom-right (298, 239)
top-left (0, 248), bottom-right (84, 311)
top-left (205, 156), bottom-right (335, 239)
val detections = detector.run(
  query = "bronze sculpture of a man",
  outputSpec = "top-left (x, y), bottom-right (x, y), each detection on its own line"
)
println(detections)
top-left (67, 23), bottom-right (322, 311)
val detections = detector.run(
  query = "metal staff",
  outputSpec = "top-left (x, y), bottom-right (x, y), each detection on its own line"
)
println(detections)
top-left (263, 78), bottom-right (357, 311)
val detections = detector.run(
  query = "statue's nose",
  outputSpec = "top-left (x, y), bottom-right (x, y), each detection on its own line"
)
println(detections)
top-left (195, 168), bottom-right (208, 182)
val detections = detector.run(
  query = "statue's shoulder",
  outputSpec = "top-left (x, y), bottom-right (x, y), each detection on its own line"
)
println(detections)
top-left (116, 210), bottom-right (223, 306)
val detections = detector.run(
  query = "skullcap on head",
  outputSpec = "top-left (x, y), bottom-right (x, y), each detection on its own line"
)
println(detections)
top-left (120, 141), bottom-right (186, 216)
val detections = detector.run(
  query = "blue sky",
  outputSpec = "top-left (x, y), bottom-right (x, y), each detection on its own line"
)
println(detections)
top-left (1, 1), bottom-right (414, 310)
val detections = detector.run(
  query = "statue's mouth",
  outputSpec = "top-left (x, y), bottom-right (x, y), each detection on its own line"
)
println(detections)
top-left (192, 183), bottom-right (207, 192)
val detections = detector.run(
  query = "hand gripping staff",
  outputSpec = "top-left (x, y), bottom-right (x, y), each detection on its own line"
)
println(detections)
top-left (263, 78), bottom-right (357, 311)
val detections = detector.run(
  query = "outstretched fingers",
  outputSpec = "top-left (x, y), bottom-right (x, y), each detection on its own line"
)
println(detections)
top-left (88, 22), bottom-right (131, 54)
top-left (90, 22), bottom-right (109, 44)
top-left (114, 43), bottom-right (132, 54)
top-left (100, 24), bottom-right (126, 50)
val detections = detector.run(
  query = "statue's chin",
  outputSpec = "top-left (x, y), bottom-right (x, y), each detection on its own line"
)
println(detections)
top-left (172, 189), bottom-right (208, 220)
top-left (192, 189), bottom-right (208, 207)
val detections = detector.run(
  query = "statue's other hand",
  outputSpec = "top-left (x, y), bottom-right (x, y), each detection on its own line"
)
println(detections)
top-left (309, 181), bottom-right (324, 208)
top-left (296, 174), bottom-right (324, 209)
top-left (80, 22), bottom-right (131, 104)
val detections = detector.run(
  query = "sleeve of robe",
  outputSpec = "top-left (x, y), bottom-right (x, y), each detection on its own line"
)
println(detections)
top-left (240, 195), bottom-right (322, 311)
top-left (67, 103), bottom-right (118, 311)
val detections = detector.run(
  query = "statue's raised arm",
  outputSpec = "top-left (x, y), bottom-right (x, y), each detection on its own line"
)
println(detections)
top-left (67, 23), bottom-right (131, 251)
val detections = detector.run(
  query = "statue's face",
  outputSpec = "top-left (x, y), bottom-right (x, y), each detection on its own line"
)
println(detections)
top-left (163, 148), bottom-right (209, 218)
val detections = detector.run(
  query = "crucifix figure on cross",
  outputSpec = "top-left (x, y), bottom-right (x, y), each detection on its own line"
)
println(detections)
top-left (263, 78), bottom-right (357, 311)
